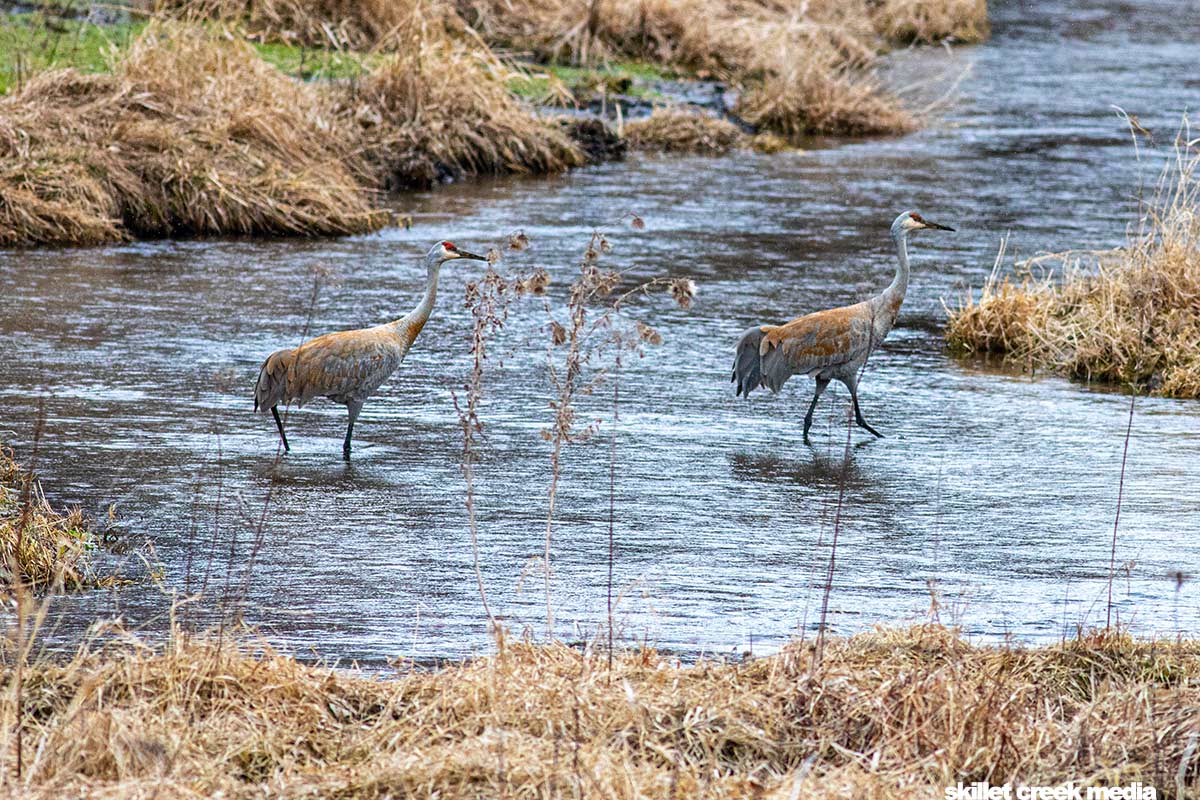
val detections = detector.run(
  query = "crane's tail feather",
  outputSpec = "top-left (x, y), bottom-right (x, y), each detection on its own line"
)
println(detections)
top-left (732, 325), bottom-right (767, 398)
top-left (253, 348), bottom-right (294, 413)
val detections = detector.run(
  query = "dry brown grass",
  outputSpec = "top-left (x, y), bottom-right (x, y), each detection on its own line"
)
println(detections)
top-left (0, 17), bottom-right (588, 245)
top-left (0, 21), bottom-right (385, 246)
top-left (338, 36), bottom-right (585, 190)
top-left (0, 449), bottom-right (97, 593)
top-left (736, 53), bottom-right (915, 137)
top-left (869, 0), bottom-right (990, 44)
top-left (159, 0), bottom-right (454, 48)
top-left (946, 140), bottom-right (1200, 398)
top-left (453, 0), bottom-right (986, 138)
top-left (624, 108), bottom-right (746, 154)
top-left (1, 623), bottom-right (1196, 798)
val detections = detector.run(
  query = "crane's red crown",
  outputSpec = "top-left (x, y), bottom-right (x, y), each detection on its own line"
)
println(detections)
top-left (442, 241), bottom-right (457, 250)
top-left (908, 212), bottom-right (925, 223)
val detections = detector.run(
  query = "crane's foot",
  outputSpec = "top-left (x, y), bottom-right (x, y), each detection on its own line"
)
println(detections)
top-left (859, 423), bottom-right (884, 439)
top-left (342, 447), bottom-right (352, 461)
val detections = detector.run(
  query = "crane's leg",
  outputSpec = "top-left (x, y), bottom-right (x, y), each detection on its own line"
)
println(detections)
top-left (343, 400), bottom-right (363, 461)
top-left (802, 378), bottom-right (831, 443)
top-left (271, 406), bottom-right (290, 452)
top-left (845, 377), bottom-right (883, 439)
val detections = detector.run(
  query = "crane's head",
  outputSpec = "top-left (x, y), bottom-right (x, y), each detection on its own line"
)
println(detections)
top-left (430, 240), bottom-right (488, 264)
top-left (892, 211), bottom-right (955, 237)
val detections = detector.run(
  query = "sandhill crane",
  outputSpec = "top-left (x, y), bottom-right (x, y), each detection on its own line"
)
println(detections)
top-left (254, 240), bottom-right (487, 460)
top-left (732, 211), bottom-right (954, 442)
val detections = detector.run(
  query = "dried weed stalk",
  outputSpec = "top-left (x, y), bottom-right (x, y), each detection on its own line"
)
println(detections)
top-left (539, 217), bottom-right (695, 638)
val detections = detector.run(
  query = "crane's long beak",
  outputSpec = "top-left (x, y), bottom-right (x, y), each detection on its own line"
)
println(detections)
top-left (923, 220), bottom-right (955, 232)
top-left (455, 249), bottom-right (488, 261)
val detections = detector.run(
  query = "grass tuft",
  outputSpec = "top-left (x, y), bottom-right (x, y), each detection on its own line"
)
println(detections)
top-left (1, 449), bottom-right (99, 592)
top-left (160, 0), bottom-right (453, 49)
top-left (0, 21), bottom-right (385, 245)
top-left (338, 36), bottom-right (585, 189)
top-left (945, 137), bottom-right (1200, 397)
top-left (624, 108), bottom-right (746, 154)
top-left (869, 0), bottom-right (990, 44)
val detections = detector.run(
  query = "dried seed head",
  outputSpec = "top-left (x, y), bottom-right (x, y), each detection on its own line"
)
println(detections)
top-left (595, 270), bottom-right (621, 296)
top-left (517, 268), bottom-right (550, 296)
top-left (486, 247), bottom-right (501, 265)
top-left (636, 321), bottom-right (663, 346)
top-left (670, 278), bottom-right (697, 309)
top-left (630, 214), bottom-right (645, 230)
top-left (508, 231), bottom-right (530, 250)
top-left (599, 236), bottom-right (613, 254)
top-left (550, 320), bottom-right (567, 346)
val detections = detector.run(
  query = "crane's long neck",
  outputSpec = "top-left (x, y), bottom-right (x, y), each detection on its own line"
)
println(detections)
top-left (881, 228), bottom-right (910, 309)
top-left (390, 258), bottom-right (442, 339)
top-left (411, 262), bottom-right (442, 323)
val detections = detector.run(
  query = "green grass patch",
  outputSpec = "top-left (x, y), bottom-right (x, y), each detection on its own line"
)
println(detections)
top-left (0, 14), bottom-right (379, 93)
top-left (0, 14), bottom-right (144, 93)
top-left (508, 59), bottom-right (676, 102)
top-left (251, 41), bottom-right (378, 81)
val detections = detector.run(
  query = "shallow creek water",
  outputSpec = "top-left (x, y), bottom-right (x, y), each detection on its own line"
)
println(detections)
top-left (2, 0), bottom-right (1198, 663)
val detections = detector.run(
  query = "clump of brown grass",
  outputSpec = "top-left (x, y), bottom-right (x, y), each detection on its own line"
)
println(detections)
top-left (0, 449), bottom-right (97, 593)
top-left (161, 0), bottom-right (455, 48)
top-left (2, 623), bottom-right (1196, 797)
top-left (869, 0), bottom-right (990, 44)
top-left (736, 52), bottom-right (915, 137)
top-left (946, 138), bottom-right (1200, 397)
top-left (0, 16), bottom-right (591, 243)
top-left (0, 21), bottom-right (385, 245)
top-left (454, 0), bottom-right (960, 138)
top-left (624, 107), bottom-right (746, 153)
top-left (338, 36), bottom-right (584, 189)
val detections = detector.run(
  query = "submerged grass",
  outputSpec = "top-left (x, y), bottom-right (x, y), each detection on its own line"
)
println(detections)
top-left (1, 624), bottom-right (1196, 797)
top-left (945, 136), bottom-right (1200, 398)
top-left (0, 449), bottom-right (97, 593)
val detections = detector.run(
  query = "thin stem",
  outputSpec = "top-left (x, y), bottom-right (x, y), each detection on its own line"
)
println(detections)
top-left (814, 403), bottom-right (853, 669)
top-left (1106, 391), bottom-right (1135, 629)
top-left (607, 362), bottom-right (619, 672)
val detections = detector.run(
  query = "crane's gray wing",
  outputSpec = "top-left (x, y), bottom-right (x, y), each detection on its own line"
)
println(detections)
top-left (732, 325), bottom-right (766, 397)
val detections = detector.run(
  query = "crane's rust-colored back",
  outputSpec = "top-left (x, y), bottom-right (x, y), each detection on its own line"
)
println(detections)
top-left (254, 324), bottom-right (413, 412)
top-left (735, 301), bottom-right (877, 395)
